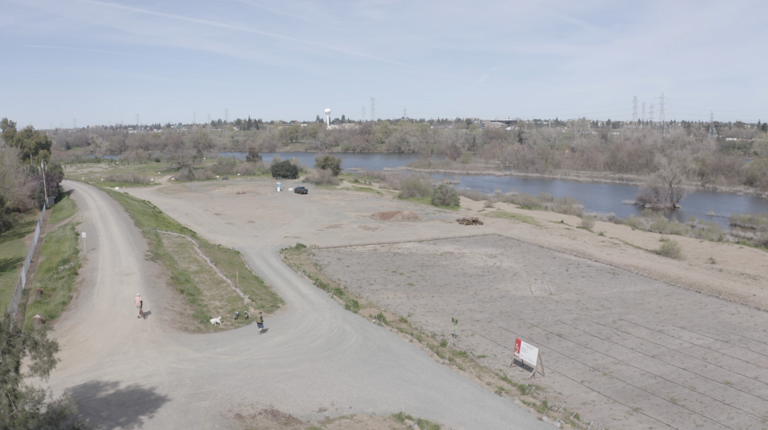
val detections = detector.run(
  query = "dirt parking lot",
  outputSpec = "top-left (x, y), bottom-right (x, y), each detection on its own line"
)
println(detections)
top-left (311, 235), bottom-right (768, 430)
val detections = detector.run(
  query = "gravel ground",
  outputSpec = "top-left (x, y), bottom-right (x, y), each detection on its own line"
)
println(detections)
top-left (312, 235), bottom-right (768, 430)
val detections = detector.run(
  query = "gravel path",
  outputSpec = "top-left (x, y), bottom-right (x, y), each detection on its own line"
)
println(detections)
top-left (46, 180), bottom-right (550, 429)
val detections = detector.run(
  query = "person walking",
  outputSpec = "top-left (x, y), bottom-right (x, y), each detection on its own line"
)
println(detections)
top-left (135, 294), bottom-right (144, 319)
top-left (255, 311), bottom-right (264, 334)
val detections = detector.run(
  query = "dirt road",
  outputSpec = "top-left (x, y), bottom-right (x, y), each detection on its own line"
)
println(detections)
top-left (48, 180), bottom-right (550, 429)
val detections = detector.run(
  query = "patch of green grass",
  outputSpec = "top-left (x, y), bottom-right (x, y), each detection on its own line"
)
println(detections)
top-left (24, 223), bottom-right (80, 329)
top-left (391, 412), bottom-right (440, 429)
top-left (610, 237), bottom-right (653, 253)
top-left (0, 211), bottom-right (39, 311)
top-left (397, 195), bottom-right (460, 210)
top-left (350, 185), bottom-right (382, 195)
top-left (104, 189), bottom-right (282, 326)
top-left (99, 181), bottom-right (159, 189)
top-left (48, 193), bottom-right (78, 224)
top-left (486, 210), bottom-right (540, 226)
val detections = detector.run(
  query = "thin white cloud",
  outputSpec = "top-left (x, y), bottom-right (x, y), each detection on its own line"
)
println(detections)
top-left (75, 0), bottom-right (424, 70)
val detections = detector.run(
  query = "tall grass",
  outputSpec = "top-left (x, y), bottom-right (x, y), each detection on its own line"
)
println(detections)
top-left (729, 212), bottom-right (768, 231)
top-left (48, 193), bottom-right (77, 224)
top-left (24, 223), bottom-right (80, 329)
top-left (616, 210), bottom-right (727, 242)
top-left (104, 172), bottom-right (151, 184)
top-left (458, 189), bottom-right (585, 217)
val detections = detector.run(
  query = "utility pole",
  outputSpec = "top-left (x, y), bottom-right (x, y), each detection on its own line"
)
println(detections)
top-left (41, 161), bottom-right (48, 208)
top-left (370, 97), bottom-right (375, 122)
top-left (632, 96), bottom-right (638, 123)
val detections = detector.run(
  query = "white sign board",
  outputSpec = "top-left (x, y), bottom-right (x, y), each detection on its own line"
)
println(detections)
top-left (514, 338), bottom-right (539, 366)
top-left (81, 232), bottom-right (86, 238)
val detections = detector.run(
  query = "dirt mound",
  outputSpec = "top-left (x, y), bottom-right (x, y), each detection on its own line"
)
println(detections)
top-left (371, 211), bottom-right (421, 221)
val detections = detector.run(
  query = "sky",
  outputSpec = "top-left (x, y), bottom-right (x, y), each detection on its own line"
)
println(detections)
top-left (2, 0), bottom-right (767, 128)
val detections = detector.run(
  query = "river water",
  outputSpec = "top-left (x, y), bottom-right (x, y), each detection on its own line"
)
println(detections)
top-left (221, 152), bottom-right (768, 227)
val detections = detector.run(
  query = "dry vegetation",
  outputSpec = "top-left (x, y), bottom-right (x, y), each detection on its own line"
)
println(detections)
top-left (279, 244), bottom-right (584, 430)
top-left (292, 235), bottom-right (768, 430)
top-left (231, 405), bottom-right (442, 430)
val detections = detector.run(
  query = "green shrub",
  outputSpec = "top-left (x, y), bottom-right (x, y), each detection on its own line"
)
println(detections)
top-left (502, 193), bottom-right (543, 210)
top-left (658, 240), bottom-right (684, 259)
top-left (270, 159), bottom-right (299, 179)
top-left (649, 217), bottom-right (691, 236)
top-left (431, 184), bottom-right (460, 207)
top-left (694, 221), bottom-right (725, 241)
top-left (314, 154), bottom-right (343, 176)
top-left (399, 177), bottom-right (433, 198)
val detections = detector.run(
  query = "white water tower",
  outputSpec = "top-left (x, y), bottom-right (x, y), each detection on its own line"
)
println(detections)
top-left (324, 108), bottom-right (332, 127)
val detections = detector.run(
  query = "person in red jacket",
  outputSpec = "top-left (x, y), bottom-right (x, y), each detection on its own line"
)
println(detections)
top-left (135, 294), bottom-right (144, 319)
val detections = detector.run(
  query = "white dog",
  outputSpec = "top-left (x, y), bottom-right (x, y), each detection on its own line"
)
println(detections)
top-left (210, 316), bottom-right (222, 325)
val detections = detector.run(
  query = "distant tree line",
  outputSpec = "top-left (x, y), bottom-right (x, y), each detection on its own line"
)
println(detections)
top-left (42, 116), bottom-right (768, 201)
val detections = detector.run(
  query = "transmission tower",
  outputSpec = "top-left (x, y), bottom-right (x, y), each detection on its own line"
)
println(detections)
top-left (136, 114), bottom-right (139, 127)
top-left (193, 112), bottom-right (196, 125)
top-left (659, 92), bottom-right (666, 135)
top-left (632, 96), bottom-right (638, 122)
top-left (709, 111), bottom-right (716, 138)
top-left (361, 106), bottom-right (366, 122)
top-left (403, 107), bottom-right (407, 119)
top-left (649, 104), bottom-right (654, 124)
top-left (370, 97), bottom-right (375, 122)
top-left (642, 102), bottom-right (646, 122)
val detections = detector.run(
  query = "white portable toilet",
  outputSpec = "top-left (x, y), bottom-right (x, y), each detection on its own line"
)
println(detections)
top-left (276, 182), bottom-right (282, 192)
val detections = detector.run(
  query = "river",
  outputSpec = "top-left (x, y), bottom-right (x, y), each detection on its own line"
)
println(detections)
top-left (220, 152), bottom-right (768, 227)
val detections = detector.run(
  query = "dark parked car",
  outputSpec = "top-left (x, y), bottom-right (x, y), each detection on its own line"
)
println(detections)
top-left (294, 186), bottom-right (308, 194)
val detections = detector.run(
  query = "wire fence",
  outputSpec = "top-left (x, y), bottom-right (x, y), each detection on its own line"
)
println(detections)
top-left (7, 204), bottom-right (47, 321)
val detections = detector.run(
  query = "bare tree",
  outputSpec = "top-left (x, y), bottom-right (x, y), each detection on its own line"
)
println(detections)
top-left (637, 155), bottom-right (690, 209)
top-left (191, 128), bottom-right (213, 158)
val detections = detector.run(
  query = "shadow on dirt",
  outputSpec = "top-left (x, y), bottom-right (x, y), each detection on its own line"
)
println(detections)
top-left (66, 380), bottom-right (169, 429)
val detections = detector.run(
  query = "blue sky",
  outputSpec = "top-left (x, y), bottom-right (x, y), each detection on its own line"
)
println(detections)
top-left (2, 0), bottom-right (767, 128)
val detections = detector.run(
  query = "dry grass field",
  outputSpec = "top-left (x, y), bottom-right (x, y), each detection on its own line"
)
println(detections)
top-left (310, 235), bottom-right (768, 430)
